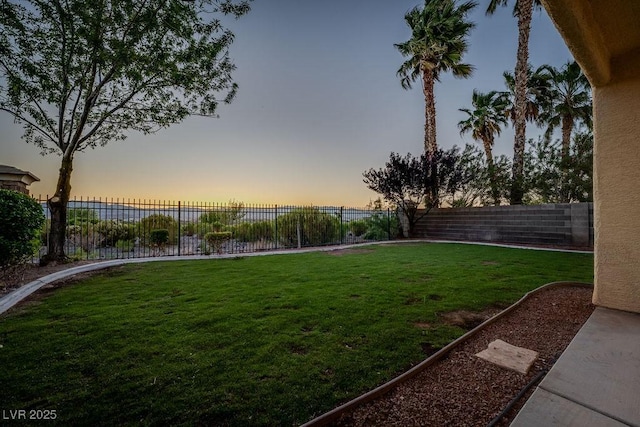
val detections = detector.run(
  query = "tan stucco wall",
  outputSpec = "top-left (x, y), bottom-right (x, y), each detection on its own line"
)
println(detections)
top-left (592, 76), bottom-right (640, 312)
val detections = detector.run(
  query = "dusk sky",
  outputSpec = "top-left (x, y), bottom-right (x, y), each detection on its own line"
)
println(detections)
top-left (1, 0), bottom-right (573, 206)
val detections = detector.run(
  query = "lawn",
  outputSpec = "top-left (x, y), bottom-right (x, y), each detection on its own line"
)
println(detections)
top-left (0, 243), bottom-right (593, 426)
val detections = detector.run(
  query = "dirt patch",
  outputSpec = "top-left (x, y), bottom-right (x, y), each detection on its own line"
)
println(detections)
top-left (420, 342), bottom-right (441, 357)
top-left (288, 343), bottom-right (309, 355)
top-left (404, 295), bottom-right (423, 305)
top-left (1, 260), bottom-right (100, 298)
top-left (327, 248), bottom-right (375, 256)
top-left (441, 308), bottom-right (502, 330)
top-left (482, 261), bottom-right (500, 266)
top-left (413, 322), bottom-right (431, 329)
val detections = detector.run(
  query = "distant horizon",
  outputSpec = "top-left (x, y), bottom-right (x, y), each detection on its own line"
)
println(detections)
top-left (1, 1), bottom-right (573, 206)
top-left (35, 197), bottom-right (384, 209)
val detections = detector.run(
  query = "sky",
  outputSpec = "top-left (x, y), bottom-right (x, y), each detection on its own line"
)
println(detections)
top-left (0, 0), bottom-right (573, 206)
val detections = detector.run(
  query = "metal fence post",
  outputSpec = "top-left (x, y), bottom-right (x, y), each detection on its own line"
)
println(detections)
top-left (44, 195), bottom-right (49, 262)
top-left (387, 208), bottom-right (391, 240)
top-left (178, 201), bottom-right (181, 256)
top-left (274, 205), bottom-right (278, 250)
top-left (340, 206), bottom-right (344, 245)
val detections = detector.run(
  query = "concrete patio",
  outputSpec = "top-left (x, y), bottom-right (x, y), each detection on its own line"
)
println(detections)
top-left (512, 307), bottom-right (640, 426)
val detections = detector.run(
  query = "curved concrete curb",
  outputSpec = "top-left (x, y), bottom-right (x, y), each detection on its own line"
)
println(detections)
top-left (423, 239), bottom-right (593, 254)
top-left (300, 281), bottom-right (594, 427)
top-left (0, 239), bottom-right (592, 316)
top-left (0, 241), bottom-right (399, 315)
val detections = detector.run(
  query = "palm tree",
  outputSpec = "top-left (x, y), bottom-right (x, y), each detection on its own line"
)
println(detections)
top-left (458, 90), bottom-right (509, 205)
top-left (539, 61), bottom-right (592, 162)
top-left (396, 0), bottom-right (477, 156)
top-left (502, 64), bottom-right (551, 125)
top-left (486, 0), bottom-right (542, 204)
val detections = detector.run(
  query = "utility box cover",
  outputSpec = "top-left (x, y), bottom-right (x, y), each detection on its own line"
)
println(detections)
top-left (476, 339), bottom-right (539, 374)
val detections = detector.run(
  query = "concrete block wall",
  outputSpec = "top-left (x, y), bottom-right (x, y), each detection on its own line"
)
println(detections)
top-left (412, 203), bottom-right (593, 248)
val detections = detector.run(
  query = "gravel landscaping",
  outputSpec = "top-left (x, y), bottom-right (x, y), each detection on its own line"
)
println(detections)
top-left (330, 285), bottom-right (594, 427)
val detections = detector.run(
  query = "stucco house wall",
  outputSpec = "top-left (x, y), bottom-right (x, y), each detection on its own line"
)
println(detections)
top-left (542, 0), bottom-right (640, 313)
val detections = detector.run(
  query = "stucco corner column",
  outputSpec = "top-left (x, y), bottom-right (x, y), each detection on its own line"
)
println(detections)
top-left (592, 70), bottom-right (640, 313)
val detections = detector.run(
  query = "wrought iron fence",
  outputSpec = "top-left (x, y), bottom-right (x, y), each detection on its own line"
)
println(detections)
top-left (35, 197), bottom-right (399, 261)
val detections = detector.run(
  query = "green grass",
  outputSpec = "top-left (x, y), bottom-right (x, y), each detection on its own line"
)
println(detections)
top-left (0, 243), bottom-right (593, 426)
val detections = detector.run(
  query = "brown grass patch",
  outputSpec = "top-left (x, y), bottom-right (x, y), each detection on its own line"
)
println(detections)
top-left (326, 248), bottom-right (374, 256)
top-left (440, 308), bottom-right (502, 330)
top-left (413, 322), bottom-right (432, 329)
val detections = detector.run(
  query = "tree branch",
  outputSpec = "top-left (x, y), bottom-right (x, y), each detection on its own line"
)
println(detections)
top-left (0, 107), bottom-right (58, 146)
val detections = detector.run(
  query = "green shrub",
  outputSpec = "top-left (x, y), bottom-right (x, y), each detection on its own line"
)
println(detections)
top-left (65, 224), bottom-right (83, 238)
top-left (204, 231), bottom-right (232, 254)
top-left (277, 207), bottom-right (340, 248)
top-left (0, 190), bottom-right (45, 270)
top-left (231, 223), bottom-right (252, 242)
top-left (96, 220), bottom-right (135, 246)
top-left (363, 212), bottom-right (399, 240)
top-left (39, 219), bottom-right (50, 246)
top-left (197, 222), bottom-right (223, 238)
top-left (67, 208), bottom-right (99, 225)
top-left (68, 247), bottom-right (100, 261)
top-left (233, 221), bottom-right (274, 243)
top-left (181, 222), bottom-right (196, 237)
top-left (348, 219), bottom-right (368, 236)
top-left (115, 240), bottom-right (135, 252)
top-left (65, 222), bottom-right (99, 252)
top-left (150, 229), bottom-right (170, 247)
top-left (199, 201), bottom-right (245, 226)
top-left (252, 220), bottom-right (274, 241)
top-left (138, 214), bottom-right (178, 245)
top-left (199, 240), bottom-right (211, 255)
top-left (200, 211), bottom-right (223, 225)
